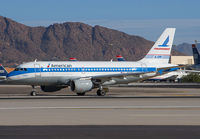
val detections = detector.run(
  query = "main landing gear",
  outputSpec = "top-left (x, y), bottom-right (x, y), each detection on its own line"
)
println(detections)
top-left (30, 85), bottom-right (37, 96)
top-left (96, 87), bottom-right (109, 96)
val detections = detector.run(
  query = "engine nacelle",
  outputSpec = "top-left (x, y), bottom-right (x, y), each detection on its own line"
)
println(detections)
top-left (40, 85), bottom-right (64, 92)
top-left (70, 79), bottom-right (93, 93)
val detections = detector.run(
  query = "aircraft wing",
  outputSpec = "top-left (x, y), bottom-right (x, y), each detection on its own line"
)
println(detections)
top-left (156, 65), bottom-right (184, 75)
top-left (88, 65), bottom-right (183, 84)
top-left (184, 70), bottom-right (200, 73)
top-left (90, 71), bottom-right (156, 85)
top-left (91, 72), bottom-right (150, 81)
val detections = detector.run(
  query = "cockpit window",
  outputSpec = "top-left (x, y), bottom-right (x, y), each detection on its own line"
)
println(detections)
top-left (14, 68), bottom-right (27, 71)
top-left (14, 68), bottom-right (19, 71)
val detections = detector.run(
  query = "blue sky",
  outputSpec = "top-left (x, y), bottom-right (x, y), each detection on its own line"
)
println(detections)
top-left (1, 0), bottom-right (200, 44)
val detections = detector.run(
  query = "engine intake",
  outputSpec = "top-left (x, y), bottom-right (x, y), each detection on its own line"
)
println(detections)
top-left (70, 79), bottom-right (93, 93)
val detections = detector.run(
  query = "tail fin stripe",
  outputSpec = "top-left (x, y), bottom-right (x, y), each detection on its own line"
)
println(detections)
top-left (154, 48), bottom-right (170, 50)
top-left (147, 54), bottom-right (170, 56)
top-left (145, 55), bottom-right (170, 59)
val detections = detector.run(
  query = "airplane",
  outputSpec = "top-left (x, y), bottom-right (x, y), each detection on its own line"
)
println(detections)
top-left (146, 69), bottom-right (187, 82)
top-left (0, 28), bottom-right (179, 96)
top-left (191, 43), bottom-right (200, 70)
top-left (69, 58), bottom-right (77, 61)
top-left (116, 55), bottom-right (125, 61)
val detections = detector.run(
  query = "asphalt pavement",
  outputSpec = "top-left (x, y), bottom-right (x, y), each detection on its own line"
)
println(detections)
top-left (1, 125), bottom-right (200, 139)
top-left (1, 85), bottom-right (200, 138)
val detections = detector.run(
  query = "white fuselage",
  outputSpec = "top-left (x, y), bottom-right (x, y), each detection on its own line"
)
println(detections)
top-left (6, 61), bottom-right (173, 86)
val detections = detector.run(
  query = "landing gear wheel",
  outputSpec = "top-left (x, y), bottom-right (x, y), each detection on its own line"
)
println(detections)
top-left (30, 85), bottom-right (37, 96)
top-left (77, 92), bottom-right (85, 96)
top-left (30, 91), bottom-right (37, 96)
top-left (97, 89), bottom-right (106, 96)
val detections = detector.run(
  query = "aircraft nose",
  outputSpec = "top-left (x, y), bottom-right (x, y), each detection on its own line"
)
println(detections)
top-left (7, 72), bottom-right (17, 80)
top-left (7, 76), bottom-right (14, 80)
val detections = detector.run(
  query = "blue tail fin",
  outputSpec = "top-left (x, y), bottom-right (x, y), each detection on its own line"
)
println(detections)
top-left (192, 44), bottom-right (200, 65)
top-left (0, 65), bottom-right (8, 78)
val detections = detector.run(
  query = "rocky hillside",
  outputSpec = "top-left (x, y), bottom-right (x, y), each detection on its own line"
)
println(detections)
top-left (174, 43), bottom-right (200, 56)
top-left (0, 16), bottom-right (183, 67)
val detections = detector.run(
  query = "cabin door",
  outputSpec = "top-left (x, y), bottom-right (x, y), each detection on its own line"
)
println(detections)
top-left (141, 63), bottom-right (147, 73)
top-left (34, 64), bottom-right (41, 78)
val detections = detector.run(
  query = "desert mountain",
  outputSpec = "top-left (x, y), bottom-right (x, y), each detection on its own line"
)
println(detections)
top-left (174, 43), bottom-right (200, 56)
top-left (0, 16), bottom-right (183, 67)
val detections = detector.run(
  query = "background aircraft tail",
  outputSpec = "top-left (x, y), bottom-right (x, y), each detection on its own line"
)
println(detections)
top-left (69, 58), bottom-right (77, 61)
top-left (140, 28), bottom-right (176, 64)
top-left (192, 44), bottom-right (200, 65)
top-left (116, 55), bottom-right (125, 61)
top-left (0, 64), bottom-right (8, 79)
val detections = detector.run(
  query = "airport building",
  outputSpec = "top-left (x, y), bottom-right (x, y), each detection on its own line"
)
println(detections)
top-left (170, 56), bottom-right (194, 65)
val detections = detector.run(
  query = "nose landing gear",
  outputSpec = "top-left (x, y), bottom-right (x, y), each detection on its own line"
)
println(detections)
top-left (30, 85), bottom-right (37, 96)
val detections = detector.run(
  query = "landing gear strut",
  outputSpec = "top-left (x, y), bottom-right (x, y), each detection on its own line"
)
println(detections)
top-left (30, 85), bottom-right (37, 96)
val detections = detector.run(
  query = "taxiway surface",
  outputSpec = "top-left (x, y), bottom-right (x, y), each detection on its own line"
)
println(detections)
top-left (0, 97), bottom-right (200, 125)
top-left (1, 125), bottom-right (200, 139)
top-left (1, 85), bottom-right (200, 138)
top-left (1, 85), bottom-right (200, 97)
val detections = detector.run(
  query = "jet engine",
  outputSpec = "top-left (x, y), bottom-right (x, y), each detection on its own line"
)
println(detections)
top-left (70, 79), bottom-right (93, 93)
top-left (40, 85), bottom-right (65, 92)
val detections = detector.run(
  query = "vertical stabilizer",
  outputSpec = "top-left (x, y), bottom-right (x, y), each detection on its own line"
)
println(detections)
top-left (116, 55), bottom-right (125, 61)
top-left (0, 64), bottom-right (8, 79)
top-left (140, 28), bottom-right (176, 64)
top-left (192, 44), bottom-right (200, 65)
